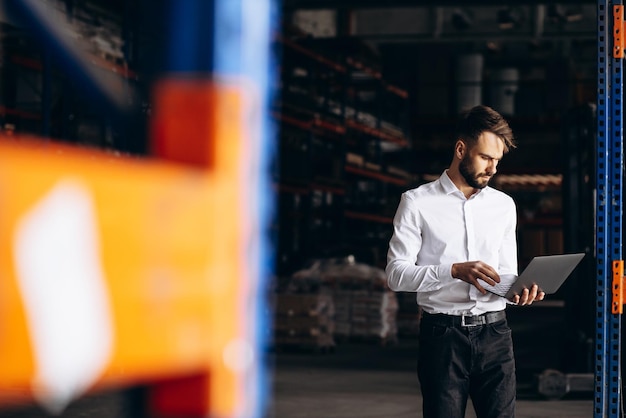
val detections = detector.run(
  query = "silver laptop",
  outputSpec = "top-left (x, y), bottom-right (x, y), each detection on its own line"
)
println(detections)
top-left (484, 253), bottom-right (586, 299)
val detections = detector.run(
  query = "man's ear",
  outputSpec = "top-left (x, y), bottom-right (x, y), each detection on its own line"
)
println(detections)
top-left (455, 140), bottom-right (466, 159)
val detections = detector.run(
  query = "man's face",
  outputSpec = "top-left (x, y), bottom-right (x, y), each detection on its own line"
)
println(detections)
top-left (459, 132), bottom-right (505, 189)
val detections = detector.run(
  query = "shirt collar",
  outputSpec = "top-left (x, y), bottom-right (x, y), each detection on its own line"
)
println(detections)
top-left (440, 169), bottom-right (489, 198)
top-left (440, 170), bottom-right (460, 195)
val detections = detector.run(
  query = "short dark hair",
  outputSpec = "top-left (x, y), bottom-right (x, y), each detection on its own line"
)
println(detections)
top-left (455, 105), bottom-right (516, 153)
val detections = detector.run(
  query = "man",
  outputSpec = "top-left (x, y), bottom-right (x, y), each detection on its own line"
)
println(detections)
top-left (385, 105), bottom-right (544, 418)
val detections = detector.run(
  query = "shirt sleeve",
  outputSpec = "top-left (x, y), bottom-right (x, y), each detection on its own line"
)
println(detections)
top-left (385, 193), bottom-right (454, 292)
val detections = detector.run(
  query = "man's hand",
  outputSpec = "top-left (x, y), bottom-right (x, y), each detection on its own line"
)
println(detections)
top-left (451, 261), bottom-right (500, 294)
top-left (510, 284), bottom-right (545, 305)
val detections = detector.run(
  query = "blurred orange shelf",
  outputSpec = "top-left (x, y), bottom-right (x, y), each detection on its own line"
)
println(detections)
top-left (345, 164), bottom-right (408, 186)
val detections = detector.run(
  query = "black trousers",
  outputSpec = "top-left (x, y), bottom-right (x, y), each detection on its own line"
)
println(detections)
top-left (418, 312), bottom-right (516, 418)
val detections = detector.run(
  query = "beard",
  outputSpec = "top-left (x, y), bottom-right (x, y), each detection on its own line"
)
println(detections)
top-left (459, 155), bottom-right (491, 189)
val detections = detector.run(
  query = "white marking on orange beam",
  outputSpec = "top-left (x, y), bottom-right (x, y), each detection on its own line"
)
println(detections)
top-left (13, 180), bottom-right (113, 414)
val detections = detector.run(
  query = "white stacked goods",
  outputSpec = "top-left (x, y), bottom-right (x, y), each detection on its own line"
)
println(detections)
top-left (350, 289), bottom-right (398, 343)
top-left (332, 290), bottom-right (353, 339)
top-left (273, 291), bottom-right (335, 350)
top-left (281, 256), bottom-right (399, 345)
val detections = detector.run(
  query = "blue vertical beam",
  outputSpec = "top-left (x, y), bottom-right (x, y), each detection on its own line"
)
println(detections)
top-left (596, 1), bottom-right (623, 417)
top-left (165, 0), bottom-right (215, 73)
top-left (608, 3), bottom-right (624, 416)
top-left (595, 0), bottom-right (611, 416)
top-left (213, 1), bottom-right (279, 417)
top-left (608, 1), bottom-right (624, 412)
top-left (167, 0), bottom-right (278, 416)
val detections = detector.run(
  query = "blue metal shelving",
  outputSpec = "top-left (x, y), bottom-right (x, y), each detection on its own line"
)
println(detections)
top-left (595, 1), bottom-right (623, 417)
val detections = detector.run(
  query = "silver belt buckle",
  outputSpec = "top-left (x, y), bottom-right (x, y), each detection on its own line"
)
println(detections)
top-left (461, 315), bottom-right (480, 327)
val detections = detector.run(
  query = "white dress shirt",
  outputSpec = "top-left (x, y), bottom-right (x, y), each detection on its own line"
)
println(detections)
top-left (386, 170), bottom-right (518, 315)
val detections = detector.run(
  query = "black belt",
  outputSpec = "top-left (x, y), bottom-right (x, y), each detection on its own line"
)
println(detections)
top-left (422, 310), bottom-right (506, 328)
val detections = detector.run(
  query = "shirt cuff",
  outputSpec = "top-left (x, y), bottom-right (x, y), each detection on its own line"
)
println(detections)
top-left (438, 263), bottom-right (455, 283)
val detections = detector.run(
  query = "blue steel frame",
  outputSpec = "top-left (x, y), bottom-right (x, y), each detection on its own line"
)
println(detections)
top-left (596, 1), bottom-right (623, 417)
top-left (595, 0), bottom-right (609, 415)
top-left (165, 1), bottom-right (278, 416)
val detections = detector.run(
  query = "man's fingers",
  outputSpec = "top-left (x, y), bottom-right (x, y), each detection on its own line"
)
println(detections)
top-left (525, 285), bottom-right (543, 305)
top-left (478, 264), bottom-right (500, 284)
top-left (519, 288), bottom-right (530, 305)
top-left (479, 274), bottom-right (498, 287)
top-left (486, 271), bottom-right (501, 284)
top-left (529, 287), bottom-right (545, 304)
top-left (452, 261), bottom-right (501, 286)
top-left (470, 277), bottom-right (488, 294)
top-left (511, 286), bottom-right (545, 305)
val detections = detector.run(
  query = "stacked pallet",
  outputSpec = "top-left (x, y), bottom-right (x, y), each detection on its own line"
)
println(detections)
top-left (326, 257), bottom-right (398, 343)
top-left (332, 289), bottom-right (353, 339)
top-left (351, 289), bottom-right (398, 344)
top-left (275, 256), bottom-right (399, 347)
top-left (273, 291), bottom-right (335, 350)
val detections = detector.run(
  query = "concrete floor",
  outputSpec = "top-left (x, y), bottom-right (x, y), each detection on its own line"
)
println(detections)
top-left (269, 302), bottom-right (595, 418)
top-left (268, 340), bottom-right (593, 418)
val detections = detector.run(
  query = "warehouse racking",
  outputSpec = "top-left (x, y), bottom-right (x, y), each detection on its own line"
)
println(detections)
top-left (274, 26), bottom-right (414, 276)
top-left (595, 2), bottom-right (623, 416)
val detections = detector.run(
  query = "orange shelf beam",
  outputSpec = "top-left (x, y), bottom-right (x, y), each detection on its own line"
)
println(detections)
top-left (346, 119), bottom-right (409, 147)
top-left (277, 35), bottom-right (346, 73)
top-left (344, 210), bottom-right (393, 224)
top-left (345, 164), bottom-right (408, 186)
